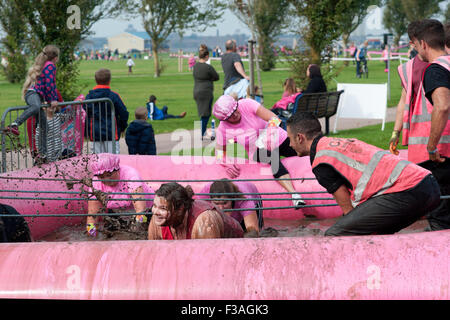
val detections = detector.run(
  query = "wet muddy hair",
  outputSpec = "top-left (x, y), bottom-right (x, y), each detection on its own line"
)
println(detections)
top-left (155, 183), bottom-right (195, 214)
top-left (209, 179), bottom-right (242, 207)
top-left (286, 112), bottom-right (322, 140)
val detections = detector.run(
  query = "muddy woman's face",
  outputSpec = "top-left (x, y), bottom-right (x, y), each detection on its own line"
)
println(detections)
top-left (152, 195), bottom-right (185, 227)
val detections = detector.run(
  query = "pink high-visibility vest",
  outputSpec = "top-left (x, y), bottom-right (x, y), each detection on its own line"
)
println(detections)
top-left (397, 59), bottom-right (415, 146)
top-left (312, 137), bottom-right (430, 207)
top-left (407, 55), bottom-right (450, 163)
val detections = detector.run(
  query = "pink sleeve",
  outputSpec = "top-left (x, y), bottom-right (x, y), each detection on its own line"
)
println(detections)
top-left (236, 198), bottom-right (258, 217)
top-left (216, 124), bottom-right (227, 147)
top-left (121, 166), bottom-right (146, 193)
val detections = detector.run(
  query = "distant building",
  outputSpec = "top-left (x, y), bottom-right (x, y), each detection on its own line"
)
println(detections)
top-left (107, 31), bottom-right (151, 53)
top-left (78, 37), bottom-right (108, 51)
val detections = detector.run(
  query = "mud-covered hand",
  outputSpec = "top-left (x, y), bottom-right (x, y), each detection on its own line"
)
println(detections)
top-left (135, 214), bottom-right (148, 223)
top-left (389, 130), bottom-right (400, 155)
top-left (86, 223), bottom-right (97, 237)
top-left (220, 163), bottom-right (241, 178)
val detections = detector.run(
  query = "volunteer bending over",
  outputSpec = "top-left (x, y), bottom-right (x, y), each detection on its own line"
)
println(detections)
top-left (213, 95), bottom-right (305, 208)
top-left (148, 182), bottom-right (243, 240)
top-left (197, 179), bottom-right (263, 234)
top-left (286, 112), bottom-right (441, 236)
top-left (86, 153), bottom-right (154, 237)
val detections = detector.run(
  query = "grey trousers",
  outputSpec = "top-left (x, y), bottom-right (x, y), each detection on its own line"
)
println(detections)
top-left (15, 90), bottom-right (47, 155)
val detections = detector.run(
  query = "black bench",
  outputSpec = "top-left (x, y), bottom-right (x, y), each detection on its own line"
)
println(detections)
top-left (276, 90), bottom-right (344, 135)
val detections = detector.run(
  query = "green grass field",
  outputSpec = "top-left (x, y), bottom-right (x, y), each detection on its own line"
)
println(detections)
top-left (0, 53), bottom-right (403, 146)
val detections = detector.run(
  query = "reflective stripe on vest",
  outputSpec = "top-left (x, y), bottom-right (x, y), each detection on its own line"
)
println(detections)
top-left (408, 55), bottom-right (450, 163)
top-left (312, 137), bottom-right (428, 207)
top-left (398, 60), bottom-right (414, 144)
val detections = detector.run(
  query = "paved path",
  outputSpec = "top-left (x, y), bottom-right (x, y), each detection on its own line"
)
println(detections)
top-left (118, 107), bottom-right (397, 155)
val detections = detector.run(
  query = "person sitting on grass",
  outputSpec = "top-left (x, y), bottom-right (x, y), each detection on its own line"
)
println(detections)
top-left (125, 107), bottom-right (157, 155)
top-left (146, 94), bottom-right (186, 120)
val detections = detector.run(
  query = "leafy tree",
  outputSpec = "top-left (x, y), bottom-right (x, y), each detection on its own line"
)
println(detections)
top-left (0, 0), bottom-right (28, 83)
top-left (12, 0), bottom-right (122, 100)
top-left (446, 2), bottom-right (450, 22)
top-left (136, 0), bottom-right (225, 78)
top-left (400, 0), bottom-right (441, 21)
top-left (337, 1), bottom-right (381, 57)
top-left (383, 0), bottom-right (409, 47)
top-left (230, 0), bottom-right (290, 72)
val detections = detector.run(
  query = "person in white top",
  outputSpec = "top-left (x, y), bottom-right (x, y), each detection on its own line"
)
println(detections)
top-left (126, 56), bottom-right (135, 75)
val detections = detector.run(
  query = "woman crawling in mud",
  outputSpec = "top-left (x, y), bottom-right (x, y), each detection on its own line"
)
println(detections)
top-left (86, 153), bottom-right (154, 238)
top-left (148, 182), bottom-right (244, 240)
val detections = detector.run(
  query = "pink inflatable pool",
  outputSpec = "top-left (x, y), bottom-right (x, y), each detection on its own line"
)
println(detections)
top-left (0, 152), bottom-right (448, 300)
top-left (0, 154), bottom-right (342, 240)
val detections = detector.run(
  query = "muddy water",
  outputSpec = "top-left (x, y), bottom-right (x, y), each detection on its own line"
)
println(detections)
top-left (37, 216), bottom-right (429, 242)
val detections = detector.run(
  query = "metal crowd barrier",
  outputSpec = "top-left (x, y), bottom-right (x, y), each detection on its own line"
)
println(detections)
top-left (0, 98), bottom-right (116, 173)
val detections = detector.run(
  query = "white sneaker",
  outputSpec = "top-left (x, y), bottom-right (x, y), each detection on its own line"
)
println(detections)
top-left (291, 193), bottom-right (306, 208)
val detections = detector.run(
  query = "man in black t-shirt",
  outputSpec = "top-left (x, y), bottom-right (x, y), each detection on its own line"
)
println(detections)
top-left (221, 40), bottom-right (250, 99)
top-left (413, 19), bottom-right (450, 230)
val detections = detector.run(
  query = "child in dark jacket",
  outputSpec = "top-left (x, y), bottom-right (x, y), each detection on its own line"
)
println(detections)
top-left (85, 68), bottom-right (129, 154)
top-left (126, 107), bottom-right (157, 155)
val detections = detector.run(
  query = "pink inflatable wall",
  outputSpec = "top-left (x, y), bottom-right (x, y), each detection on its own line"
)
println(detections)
top-left (0, 231), bottom-right (448, 299)
top-left (0, 154), bottom-right (343, 240)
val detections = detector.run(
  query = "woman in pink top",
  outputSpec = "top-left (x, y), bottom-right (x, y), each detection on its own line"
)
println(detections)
top-left (197, 179), bottom-right (263, 233)
top-left (86, 153), bottom-right (154, 237)
top-left (213, 95), bottom-right (306, 208)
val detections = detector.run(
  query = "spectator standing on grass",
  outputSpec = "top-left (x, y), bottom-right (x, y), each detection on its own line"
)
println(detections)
top-left (126, 107), bottom-right (156, 155)
top-left (221, 39), bottom-right (250, 99)
top-left (85, 68), bottom-right (129, 154)
top-left (127, 56), bottom-right (135, 75)
top-left (193, 44), bottom-right (219, 139)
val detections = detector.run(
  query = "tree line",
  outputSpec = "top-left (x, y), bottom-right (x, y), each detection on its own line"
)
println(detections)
top-left (0, 0), bottom-right (448, 100)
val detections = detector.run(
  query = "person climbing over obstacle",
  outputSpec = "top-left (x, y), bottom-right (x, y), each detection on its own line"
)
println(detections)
top-left (213, 94), bottom-right (306, 209)
top-left (86, 153), bottom-right (154, 238)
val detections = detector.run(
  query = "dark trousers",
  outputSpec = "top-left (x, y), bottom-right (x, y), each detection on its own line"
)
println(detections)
top-left (325, 175), bottom-right (441, 236)
top-left (419, 159), bottom-right (450, 230)
top-left (253, 137), bottom-right (297, 178)
top-left (161, 106), bottom-right (182, 120)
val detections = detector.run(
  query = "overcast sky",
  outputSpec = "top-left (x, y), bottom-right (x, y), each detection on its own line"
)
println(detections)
top-left (91, 9), bottom-right (251, 38)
